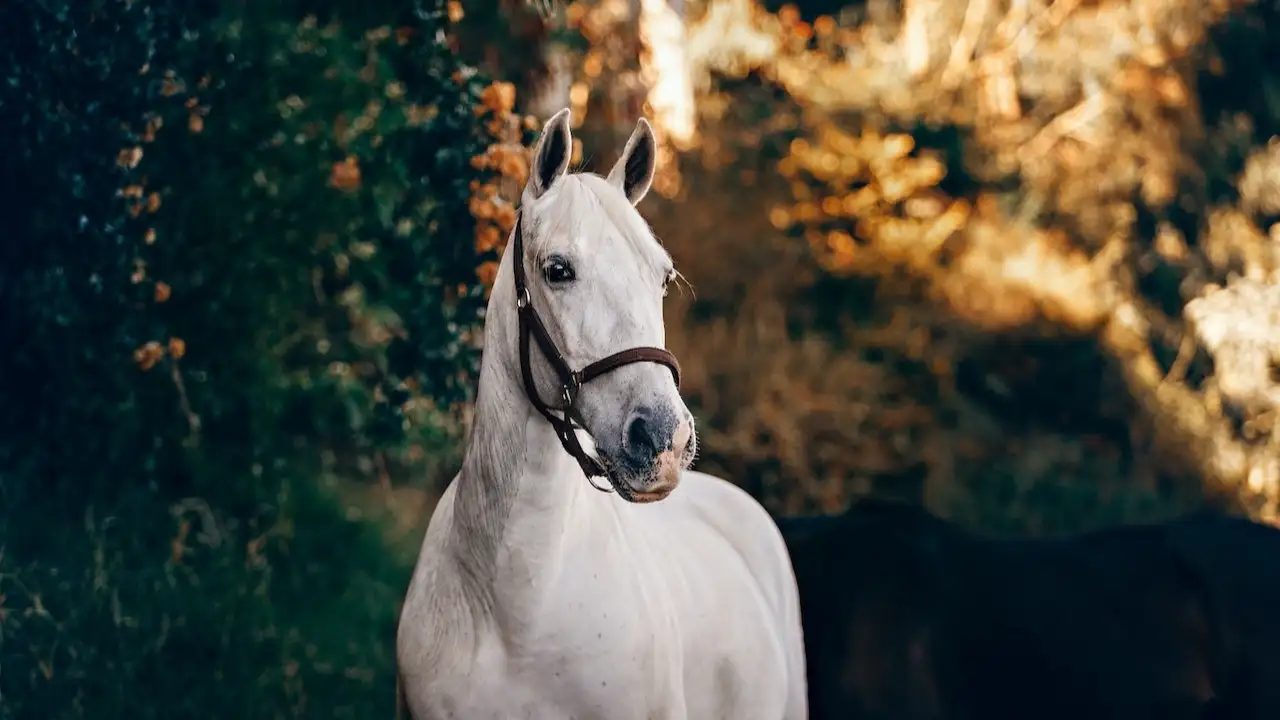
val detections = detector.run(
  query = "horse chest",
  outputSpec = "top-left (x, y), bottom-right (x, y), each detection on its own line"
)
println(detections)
top-left (418, 629), bottom-right (671, 720)
top-left (411, 570), bottom-right (684, 720)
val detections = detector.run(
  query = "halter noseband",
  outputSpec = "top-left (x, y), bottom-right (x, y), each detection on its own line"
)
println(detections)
top-left (511, 210), bottom-right (682, 489)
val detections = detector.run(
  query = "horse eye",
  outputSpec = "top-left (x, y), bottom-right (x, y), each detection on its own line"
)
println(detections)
top-left (542, 257), bottom-right (576, 285)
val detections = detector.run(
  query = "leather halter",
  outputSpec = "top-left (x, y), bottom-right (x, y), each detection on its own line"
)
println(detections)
top-left (510, 209), bottom-right (682, 489)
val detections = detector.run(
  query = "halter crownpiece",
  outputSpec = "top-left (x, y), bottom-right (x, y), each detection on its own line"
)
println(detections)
top-left (510, 210), bottom-right (682, 490)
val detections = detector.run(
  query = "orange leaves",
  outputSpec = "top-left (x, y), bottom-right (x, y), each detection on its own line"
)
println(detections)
top-left (493, 203), bottom-right (517, 231)
top-left (141, 114), bottom-right (163, 143)
top-left (474, 81), bottom-right (531, 144)
top-left (464, 83), bottom-right (535, 292)
top-left (478, 82), bottom-right (516, 115)
top-left (777, 118), bottom-right (975, 289)
top-left (447, 0), bottom-right (464, 23)
top-left (781, 110), bottom-right (1114, 335)
top-left (774, 3), bottom-right (814, 43)
top-left (564, 1), bottom-right (588, 27)
top-left (121, 190), bottom-right (162, 218)
top-left (496, 148), bottom-right (529, 184)
top-left (469, 142), bottom-right (530, 187)
top-left (468, 184), bottom-right (518, 261)
top-left (468, 194), bottom-right (498, 221)
top-left (133, 341), bottom-right (164, 371)
top-left (132, 337), bottom-right (187, 371)
top-left (475, 225), bottom-right (502, 253)
top-left (329, 156), bottom-right (361, 192)
top-left (120, 182), bottom-right (161, 217)
top-left (113, 65), bottom-right (198, 372)
top-left (117, 147), bottom-right (143, 169)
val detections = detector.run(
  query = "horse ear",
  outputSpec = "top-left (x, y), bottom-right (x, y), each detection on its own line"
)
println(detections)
top-left (607, 117), bottom-right (657, 206)
top-left (527, 108), bottom-right (573, 201)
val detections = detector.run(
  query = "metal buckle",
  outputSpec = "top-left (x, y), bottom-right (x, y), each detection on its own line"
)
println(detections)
top-left (516, 287), bottom-right (531, 309)
top-left (561, 372), bottom-right (580, 410)
top-left (587, 473), bottom-right (614, 493)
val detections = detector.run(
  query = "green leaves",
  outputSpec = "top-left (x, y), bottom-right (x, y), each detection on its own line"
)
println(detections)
top-left (0, 0), bottom-right (507, 716)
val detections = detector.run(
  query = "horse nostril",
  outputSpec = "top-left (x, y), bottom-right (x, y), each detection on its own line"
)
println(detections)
top-left (625, 414), bottom-right (656, 458)
top-left (624, 406), bottom-right (671, 464)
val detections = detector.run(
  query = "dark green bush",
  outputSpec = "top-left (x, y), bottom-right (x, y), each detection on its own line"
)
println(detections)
top-left (0, 0), bottom-right (513, 716)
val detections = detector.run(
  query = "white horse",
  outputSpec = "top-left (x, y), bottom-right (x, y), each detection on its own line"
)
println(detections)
top-left (396, 108), bottom-right (806, 720)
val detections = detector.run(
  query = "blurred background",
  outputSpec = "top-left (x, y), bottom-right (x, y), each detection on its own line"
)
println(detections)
top-left (2, 0), bottom-right (1278, 716)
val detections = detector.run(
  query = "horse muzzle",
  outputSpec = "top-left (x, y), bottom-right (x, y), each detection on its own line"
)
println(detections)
top-left (609, 411), bottom-right (695, 503)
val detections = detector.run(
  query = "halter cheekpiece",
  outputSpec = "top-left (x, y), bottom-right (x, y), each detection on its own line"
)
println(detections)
top-left (511, 210), bottom-right (682, 490)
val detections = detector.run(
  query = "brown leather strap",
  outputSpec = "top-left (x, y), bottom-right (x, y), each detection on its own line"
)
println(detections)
top-left (510, 211), bottom-right (681, 482)
top-left (580, 347), bottom-right (680, 387)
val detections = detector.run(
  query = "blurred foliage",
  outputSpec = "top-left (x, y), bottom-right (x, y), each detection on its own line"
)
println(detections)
top-left (533, 0), bottom-right (1280, 532)
top-left (0, 0), bottom-right (530, 716)
top-left (451, 0), bottom-right (557, 92)
top-left (751, 0), bottom-right (1280, 519)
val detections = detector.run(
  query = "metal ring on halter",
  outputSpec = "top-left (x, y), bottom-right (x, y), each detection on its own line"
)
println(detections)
top-left (587, 473), bottom-right (614, 493)
top-left (560, 371), bottom-right (581, 407)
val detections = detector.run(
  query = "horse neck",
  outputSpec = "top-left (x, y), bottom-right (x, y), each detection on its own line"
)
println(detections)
top-left (449, 267), bottom-right (595, 615)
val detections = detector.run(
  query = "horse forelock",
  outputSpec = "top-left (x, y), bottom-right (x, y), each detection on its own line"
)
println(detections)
top-left (525, 173), bottom-right (670, 271)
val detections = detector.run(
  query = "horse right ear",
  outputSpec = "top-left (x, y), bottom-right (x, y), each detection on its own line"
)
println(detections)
top-left (526, 108), bottom-right (573, 201)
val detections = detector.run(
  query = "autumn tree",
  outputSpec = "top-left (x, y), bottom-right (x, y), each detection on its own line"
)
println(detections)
top-left (0, 0), bottom-right (531, 716)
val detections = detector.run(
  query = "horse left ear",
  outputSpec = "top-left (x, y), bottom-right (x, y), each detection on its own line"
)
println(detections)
top-left (607, 117), bottom-right (657, 206)
top-left (527, 108), bottom-right (574, 201)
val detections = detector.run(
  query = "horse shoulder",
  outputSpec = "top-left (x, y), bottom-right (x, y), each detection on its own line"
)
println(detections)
top-left (679, 470), bottom-right (796, 599)
top-left (675, 471), bottom-right (805, 678)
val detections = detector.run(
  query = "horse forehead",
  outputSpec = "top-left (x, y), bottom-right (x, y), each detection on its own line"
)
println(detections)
top-left (533, 197), bottom-right (608, 252)
top-left (573, 208), bottom-right (635, 250)
top-left (538, 175), bottom-right (665, 264)
top-left (537, 224), bottom-right (628, 265)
